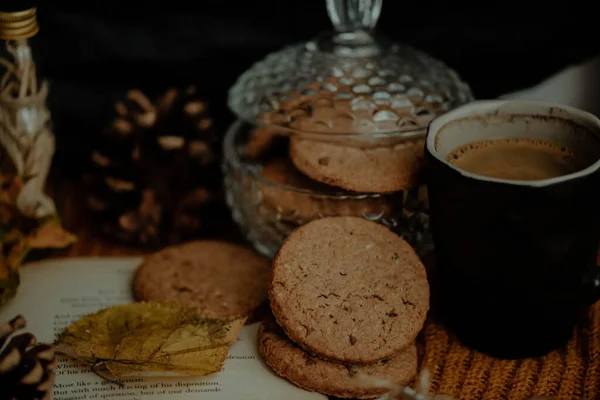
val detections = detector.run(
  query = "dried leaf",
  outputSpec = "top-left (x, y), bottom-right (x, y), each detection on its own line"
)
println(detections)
top-left (0, 219), bottom-right (74, 305)
top-left (0, 234), bottom-right (28, 305)
top-left (27, 218), bottom-right (77, 249)
top-left (0, 171), bottom-right (75, 305)
top-left (0, 174), bottom-right (21, 226)
top-left (5, 238), bottom-right (29, 270)
top-left (54, 302), bottom-right (246, 378)
top-left (0, 262), bottom-right (19, 305)
top-left (0, 173), bottom-right (22, 206)
top-left (0, 204), bottom-right (15, 227)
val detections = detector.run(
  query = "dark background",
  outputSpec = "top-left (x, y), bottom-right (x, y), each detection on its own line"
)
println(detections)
top-left (14, 2), bottom-right (600, 174)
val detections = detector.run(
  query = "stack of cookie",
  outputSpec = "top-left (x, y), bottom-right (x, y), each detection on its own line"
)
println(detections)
top-left (248, 125), bottom-right (423, 217)
top-left (259, 216), bottom-right (430, 399)
top-left (233, 123), bottom-right (430, 259)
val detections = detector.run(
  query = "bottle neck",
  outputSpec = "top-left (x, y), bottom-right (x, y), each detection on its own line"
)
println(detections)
top-left (11, 39), bottom-right (32, 65)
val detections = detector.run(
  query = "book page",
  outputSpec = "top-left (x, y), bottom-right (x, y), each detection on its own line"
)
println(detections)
top-left (0, 258), bottom-right (326, 400)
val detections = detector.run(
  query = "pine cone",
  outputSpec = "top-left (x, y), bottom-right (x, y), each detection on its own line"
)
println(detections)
top-left (84, 87), bottom-right (222, 247)
top-left (0, 315), bottom-right (57, 400)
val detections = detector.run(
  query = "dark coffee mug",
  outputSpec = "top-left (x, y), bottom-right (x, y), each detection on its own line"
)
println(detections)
top-left (425, 100), bottom-right (600, 358)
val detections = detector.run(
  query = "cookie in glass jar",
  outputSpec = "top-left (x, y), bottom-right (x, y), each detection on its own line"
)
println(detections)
top-left (258, 156), bottom-right (397, 223)
top-left (289, 136), bottom-right (426, 193)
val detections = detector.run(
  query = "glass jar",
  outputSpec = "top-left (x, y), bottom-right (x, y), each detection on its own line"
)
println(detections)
top-left (224, 0), bottom-right (474, 259)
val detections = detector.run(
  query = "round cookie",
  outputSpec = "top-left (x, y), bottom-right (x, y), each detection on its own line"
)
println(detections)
top-left (270, 216), bottom-right (429, 364)
top-left (259, 157), bottom-right (395, 222)
top-left (289, 137), bottom-right (425, 193)
top-left (258, 314), bottom-right (417, 399)
top-left (133, 241), bottom-right (270, 321)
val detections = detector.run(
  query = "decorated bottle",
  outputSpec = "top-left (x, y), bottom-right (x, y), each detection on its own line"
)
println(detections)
top-left (0, 7), bottom-right (56, 219)
top-left (0, 8), bottom-right (74, 306)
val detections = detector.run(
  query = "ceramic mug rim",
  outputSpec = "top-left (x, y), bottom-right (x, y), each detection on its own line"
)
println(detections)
top-left (426, 99), bottom-right (600, 187)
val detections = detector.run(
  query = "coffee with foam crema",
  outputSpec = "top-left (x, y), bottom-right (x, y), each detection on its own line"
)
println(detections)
top-left (446, 137), bottom-right (591, 181)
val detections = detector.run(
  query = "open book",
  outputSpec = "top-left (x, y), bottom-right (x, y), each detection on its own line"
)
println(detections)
top-left (0, 258), bottom-right (326, 400)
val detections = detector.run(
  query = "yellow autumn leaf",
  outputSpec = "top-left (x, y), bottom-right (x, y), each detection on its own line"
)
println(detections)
top-left (54, 302), bottom-right (246, 378)
top-left (27, 219), bottom-right (76, 249)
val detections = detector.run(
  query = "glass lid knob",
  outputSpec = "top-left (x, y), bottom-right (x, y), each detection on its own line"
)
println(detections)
top-left (327, 0), bottom-right (382, 33)
top-left (317, 0), bottom-right (385, 57)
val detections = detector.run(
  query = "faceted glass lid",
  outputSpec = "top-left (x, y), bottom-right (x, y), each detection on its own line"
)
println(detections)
top-left (228, 0), bottom-right (474, 137)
